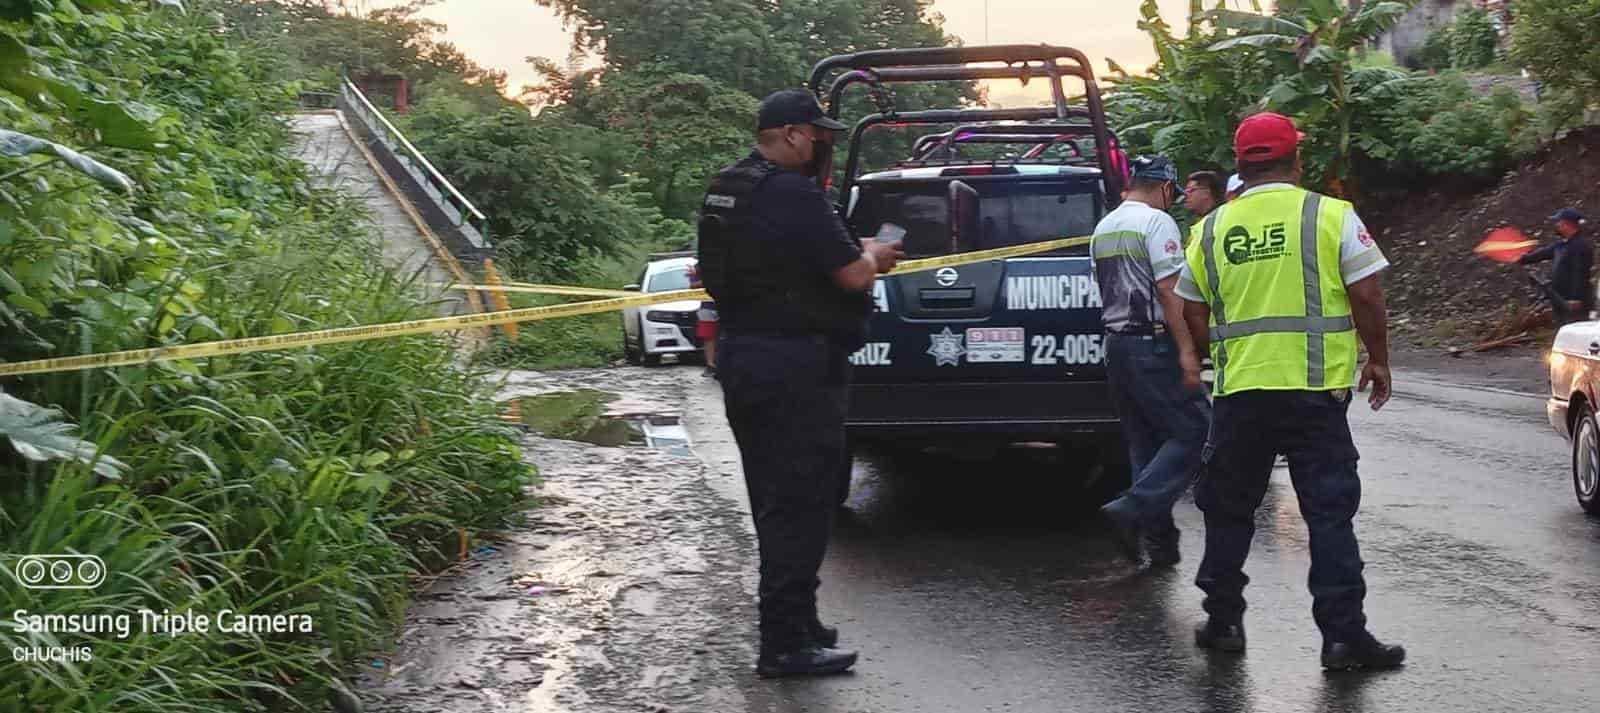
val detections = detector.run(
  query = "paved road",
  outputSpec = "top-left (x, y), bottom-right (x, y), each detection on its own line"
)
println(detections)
top-left (358, 367), bottom-right (1599, 712)
top-left (731, 370), bottom-right (1600, 712)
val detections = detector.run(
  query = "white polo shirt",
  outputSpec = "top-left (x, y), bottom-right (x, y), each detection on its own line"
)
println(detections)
top-left (1090, 199), bottom-right (1186, 332)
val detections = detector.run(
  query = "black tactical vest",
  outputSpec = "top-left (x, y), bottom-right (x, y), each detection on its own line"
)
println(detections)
top-left (696, 154), bottom-right (870, 348)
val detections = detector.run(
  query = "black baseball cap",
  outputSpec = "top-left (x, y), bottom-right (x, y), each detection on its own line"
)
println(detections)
top-left (1550, 208), bottom-right (1587, 223)
top-left (1131, 155), bottom-right (1184, 195)
top-left (757, 89), bottom-right (847, 131)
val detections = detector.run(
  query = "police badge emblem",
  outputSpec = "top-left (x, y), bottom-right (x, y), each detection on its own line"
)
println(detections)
top-left (927, 327), bottom-right (966, 367)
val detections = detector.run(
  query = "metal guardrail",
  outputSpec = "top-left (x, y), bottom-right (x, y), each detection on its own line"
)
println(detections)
top-left (336, 77), bottom-right (492, 251)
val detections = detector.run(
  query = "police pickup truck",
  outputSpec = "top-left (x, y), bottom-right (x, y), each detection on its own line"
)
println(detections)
top-left (808, 46), bottom-right (1128, 454)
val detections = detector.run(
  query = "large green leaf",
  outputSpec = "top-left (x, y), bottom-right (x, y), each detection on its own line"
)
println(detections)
top-left (1202, 10), bottom-right (1308, 37)
top-left (0, 129), bottom-right (135, 192)
top-left (81, 99), bottom-right (170, 150)
top-left (1340, 2), bottom-right (1414, 47)
top-left (0, 390), bottom-right (127, 479)
top-left (1209, 33), bottom-right (1299, 52)
top-left (0, 32), bottom-right (49, 103)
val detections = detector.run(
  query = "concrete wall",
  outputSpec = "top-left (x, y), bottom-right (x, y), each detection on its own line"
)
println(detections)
top-left (1377, 0), bottom-right (1462, 68)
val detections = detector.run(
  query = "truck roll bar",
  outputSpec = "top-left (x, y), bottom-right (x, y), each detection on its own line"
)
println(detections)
top-left (841, 107), bottom-right (1081, 199)
top-left (809, 45), bottom-right (1122, 199)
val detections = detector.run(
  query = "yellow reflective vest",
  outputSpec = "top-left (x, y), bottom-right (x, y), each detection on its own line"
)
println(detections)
top-left (1182, 185), bottom-right (1357, 396)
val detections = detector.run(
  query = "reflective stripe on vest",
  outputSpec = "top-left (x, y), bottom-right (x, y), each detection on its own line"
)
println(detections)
top-left (1199, 190), bottom-right (1355, 393)
top-left (1199, 210), bottom-right (1228, 394)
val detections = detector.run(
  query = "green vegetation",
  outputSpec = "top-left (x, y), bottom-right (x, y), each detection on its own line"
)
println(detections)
top-left (1358, 73), bottom-right (1533, 182)
top-left (1416, 23), bottom-right (1453, 72)
top-left (1448, 7), bottom-right (1498, 71)
top-left (1108, 0), bottom-right (1542, 199)
top-left (1511, 0), bottom-right (1600, 133)
top-left (1108, 0), bottom-right (1415, 196)
top-left (1, 1), bottom-right (531, 710)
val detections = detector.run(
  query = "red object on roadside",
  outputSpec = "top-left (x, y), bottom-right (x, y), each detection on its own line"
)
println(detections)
top-left (1474, 226), bottom-right (1539, 264)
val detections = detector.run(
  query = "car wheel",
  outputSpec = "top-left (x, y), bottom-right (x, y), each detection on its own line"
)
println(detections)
top-left (642, 351), bottom-right (663, 367)
top-left (1573, 401), bottom-right (1600, 514)
top-left (623, 317), bottom-right (642, 365)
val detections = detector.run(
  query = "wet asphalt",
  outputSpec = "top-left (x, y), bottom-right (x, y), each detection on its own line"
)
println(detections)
top-left (735, 371), bottom-right (1600, 712)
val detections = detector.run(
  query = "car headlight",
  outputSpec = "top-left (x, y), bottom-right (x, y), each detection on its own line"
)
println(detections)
top-left (645, 310), bottom-right (680, 322)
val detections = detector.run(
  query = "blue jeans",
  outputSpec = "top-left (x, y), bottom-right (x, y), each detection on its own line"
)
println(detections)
top-left (1104, 334), bottom-right (1212, 531)
top-left (1195, 389), bottom-right (1368, 640)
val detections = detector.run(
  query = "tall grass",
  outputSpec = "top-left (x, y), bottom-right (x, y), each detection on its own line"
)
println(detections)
top-left (1, 4), bottom-right (533, 707)
top-left (3, 202), bottom-right (533, 711)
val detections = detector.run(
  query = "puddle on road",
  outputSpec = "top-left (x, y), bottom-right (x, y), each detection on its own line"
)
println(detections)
top-left (505, 389), bottom-right (691, 454)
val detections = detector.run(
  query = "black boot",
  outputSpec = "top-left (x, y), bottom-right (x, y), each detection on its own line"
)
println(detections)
top-left (1321, 632), bottom-right (1406, 671)
top-left (808, 619), bottom-right (839, 649)
top-left (756, 647), bottom-right (858, 678)
top-left (1143, 526), bottom-right (1180, 567)
top-left (1194, 619), bottom-right (1246, 652)
top-left (1099, 498), bottom-right (1144, 564)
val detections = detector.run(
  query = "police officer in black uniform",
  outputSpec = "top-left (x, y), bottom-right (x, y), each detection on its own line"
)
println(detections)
top-left (697, 89), bottom-right (904, 678)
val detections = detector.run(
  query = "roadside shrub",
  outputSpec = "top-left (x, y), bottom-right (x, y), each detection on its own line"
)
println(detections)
top-left (1415, 24), bottom-right (1452, 71)
top-left (1511, 0), bottom-right (1600, 115)
top-left (1449, 7), bottom-right (1498, 70)
top-left (1357, 74), bottom-right (1533, 183)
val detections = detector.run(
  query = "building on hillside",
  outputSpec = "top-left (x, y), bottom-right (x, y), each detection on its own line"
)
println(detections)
top-left (1375, 0), bottom-right (1516, 69)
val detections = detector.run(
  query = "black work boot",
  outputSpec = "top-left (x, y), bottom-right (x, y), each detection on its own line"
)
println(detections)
top-left (1100, 498), bottom-right (1144, 564)
top-left (756, 647), bottom-right (858, 678)
top-left (808, 619), bottom-right (839, 649)
top-left (1321, 632), bottom-right (1406, 671)
top-left (1194, 619), bottom-right (1246, 652)
top-left (1143, 527), bottom-right (1180, 567)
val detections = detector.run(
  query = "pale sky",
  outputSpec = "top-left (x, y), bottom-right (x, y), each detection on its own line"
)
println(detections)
top-left (375, 0), bottom-right (1238, 104)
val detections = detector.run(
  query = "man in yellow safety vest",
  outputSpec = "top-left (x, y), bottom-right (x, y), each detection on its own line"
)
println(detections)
top-left (1174, 112), bottom-right (1405, 672)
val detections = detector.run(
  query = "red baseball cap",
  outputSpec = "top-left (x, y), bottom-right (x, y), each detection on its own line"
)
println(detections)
top-left (1234, 112), bottom-right (1305, 162)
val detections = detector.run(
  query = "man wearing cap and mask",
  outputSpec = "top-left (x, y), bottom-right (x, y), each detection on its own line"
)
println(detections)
top-left (1175, 112), bottom-right (1406, 671)
top-left (696, 88), bottom-right (905, 678)
top-left (1518, 208), bottom-right (1593, 325)
top-left (1092, 156), bottom-right (1212, 569)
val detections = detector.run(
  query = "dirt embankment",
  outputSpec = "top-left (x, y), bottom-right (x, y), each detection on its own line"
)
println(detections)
top-left (1364, 127), bottom-right (1600, 348)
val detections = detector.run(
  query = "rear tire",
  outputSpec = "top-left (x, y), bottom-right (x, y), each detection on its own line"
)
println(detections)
top-left (1573, 401), bottom-right (1600, 515)
top-left (624, 317), bottom-right (642, 365)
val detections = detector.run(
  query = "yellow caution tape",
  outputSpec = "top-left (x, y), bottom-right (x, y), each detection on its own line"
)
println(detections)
top-left (445, 283), bottom-right (639, 298)
top-left (0, 235), bottom-right (1092, 377)
top-left (888, 235), bottom-right (1089, 274)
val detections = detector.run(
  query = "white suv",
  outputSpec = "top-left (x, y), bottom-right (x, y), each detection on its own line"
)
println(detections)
top-left (621, 255), bottom-right (702, 366)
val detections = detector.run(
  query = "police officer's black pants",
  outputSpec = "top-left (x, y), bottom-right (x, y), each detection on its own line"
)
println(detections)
top-left (717, 332), bottom-right (850, 653)
top-left (1195, 389), bottom-right (1369, 642)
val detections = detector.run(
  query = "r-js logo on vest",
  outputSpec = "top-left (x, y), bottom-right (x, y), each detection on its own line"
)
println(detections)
top-left (1223, 222), bottom-right (1288, 264)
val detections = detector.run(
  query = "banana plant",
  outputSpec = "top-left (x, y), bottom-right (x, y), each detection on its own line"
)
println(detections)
top-left (1104, 0), bottom-right (1276, 173)
top-left (1204, 0), bottom-right (1415, 196)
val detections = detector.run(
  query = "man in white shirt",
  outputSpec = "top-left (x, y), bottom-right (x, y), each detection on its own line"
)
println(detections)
top-left (1091, 156), bottom-right (1212, 567)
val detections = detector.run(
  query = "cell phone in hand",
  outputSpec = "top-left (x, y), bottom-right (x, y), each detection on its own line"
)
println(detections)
top-left (874, 223), bottom-right (907, 243)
